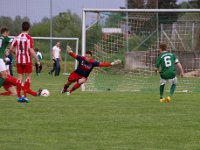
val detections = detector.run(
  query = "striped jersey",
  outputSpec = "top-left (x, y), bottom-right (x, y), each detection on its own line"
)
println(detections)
top-left (11, 33), bottom-right (33, 64)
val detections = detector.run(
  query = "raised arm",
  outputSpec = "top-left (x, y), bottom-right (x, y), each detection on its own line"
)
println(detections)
top-left (9, 38), bottom-right (17, 55)
top-left (9, 45), bottom-right (16, 55)
top-left (66, 46), bottom-right (77, 59)
top-left (99, 59), bottom-right (121, 67)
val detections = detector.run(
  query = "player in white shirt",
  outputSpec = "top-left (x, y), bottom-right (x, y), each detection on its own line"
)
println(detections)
top-left (51, 41), bottom-right (62, 76)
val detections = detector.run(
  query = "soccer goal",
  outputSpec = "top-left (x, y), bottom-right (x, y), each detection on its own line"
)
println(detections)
top-left (10, 36), bottom-right (79, 75)
top-left (82, 8), bottom-right (200, 92)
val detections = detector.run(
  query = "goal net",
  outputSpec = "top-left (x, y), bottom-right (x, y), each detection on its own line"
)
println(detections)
top-left (82, 9), bottom-right (200, 92)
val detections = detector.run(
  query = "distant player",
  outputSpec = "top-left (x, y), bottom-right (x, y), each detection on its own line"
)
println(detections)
top-left (155, 43), bottom-right (184, 103)
top-left (61, 46), bottom-right (121, 95)
top-left (0, 75), bottom-right (42, 98)
top-left (35, 48), bottom-right (43, 76)
top-left (10, 22), bottom-right (40, 103)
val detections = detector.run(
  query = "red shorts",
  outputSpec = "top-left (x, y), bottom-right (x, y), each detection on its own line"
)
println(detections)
top-left (3, 76), bottom-right (17, 91)
top-left (17, 63), bottom-right (32, 74)
top-left (3, 84), bottom-right (12, 91)
top-left (68, 72), bottom-right (87, 82)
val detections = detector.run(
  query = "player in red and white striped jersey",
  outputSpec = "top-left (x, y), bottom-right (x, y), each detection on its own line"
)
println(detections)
top-left (10, 21), bottom-right (40, 103)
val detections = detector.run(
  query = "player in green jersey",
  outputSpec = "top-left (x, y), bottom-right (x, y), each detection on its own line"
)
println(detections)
top-left (155, 43), bottom-right (184, 103)
top-left (0, 27), bottom-right (13, 87)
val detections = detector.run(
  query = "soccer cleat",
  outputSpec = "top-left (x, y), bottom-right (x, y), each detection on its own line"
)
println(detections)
top-left (66, 92), bottom-right (71, 95)
top-left (37, 88), bottom-right (43, 96)
top-left (61, 88), bottom-right (66, 94)
top-left (160, 98), bottom-right (166, 103)
top-left (17, 97), bottom-right (25, 103)
top-left (166, 96), bottom-right (171, 103)
top-left (21, 96), bottom-right (29, 103)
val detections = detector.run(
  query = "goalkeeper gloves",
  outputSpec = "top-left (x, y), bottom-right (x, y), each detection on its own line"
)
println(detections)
top-left (66, 46), bottom-right (73, 53)
top-left (111, 59), bottom-right (122, 66)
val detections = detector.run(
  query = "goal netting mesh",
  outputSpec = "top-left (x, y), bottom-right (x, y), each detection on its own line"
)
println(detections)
top-left (83, 9), bottom-right (200, 92)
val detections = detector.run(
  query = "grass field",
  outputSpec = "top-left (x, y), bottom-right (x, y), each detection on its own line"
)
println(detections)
top-left (1, 72), bottom-right (200, 150)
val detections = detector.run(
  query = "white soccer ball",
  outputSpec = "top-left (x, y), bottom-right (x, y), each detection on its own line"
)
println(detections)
top-left (5, 57), bottom-right (10, 62)
top-left (41, 89), bottom-right (50, 97)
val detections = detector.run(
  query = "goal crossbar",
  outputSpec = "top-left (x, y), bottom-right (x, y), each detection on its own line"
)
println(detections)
top-left (83, 8), bottom-right (200, 13)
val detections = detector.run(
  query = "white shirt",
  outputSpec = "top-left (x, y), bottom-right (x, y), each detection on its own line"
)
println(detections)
top-left (52, 45), bottom-right (61, 59)
top-left (36, 51), bottom-right (42, 60)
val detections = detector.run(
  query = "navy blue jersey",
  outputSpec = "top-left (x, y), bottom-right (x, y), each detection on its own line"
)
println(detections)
top-left (74, 55), bottom-right (100, 77)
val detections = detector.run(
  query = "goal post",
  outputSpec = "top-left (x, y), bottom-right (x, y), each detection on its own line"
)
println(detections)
top-left (82, 8), bottom-right (200, 92)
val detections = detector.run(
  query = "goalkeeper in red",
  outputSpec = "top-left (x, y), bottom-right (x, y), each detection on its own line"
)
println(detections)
top-left (155, 43), bottom-right (184, 103)
top-left (61, 46), bottom-right (121, 95)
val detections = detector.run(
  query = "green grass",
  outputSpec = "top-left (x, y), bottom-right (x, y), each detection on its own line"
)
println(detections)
top-left (1, 73), bottom-right (200, 150)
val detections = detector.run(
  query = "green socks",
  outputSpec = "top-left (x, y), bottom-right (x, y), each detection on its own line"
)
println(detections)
top-left (160, 84), bottom-right (165, 99)
top-left (170, 84), bottom-right (176, 97)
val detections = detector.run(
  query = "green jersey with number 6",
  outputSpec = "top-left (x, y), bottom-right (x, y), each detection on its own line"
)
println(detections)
top-left (156, 51), bottom-right (179, 79)
top-left (0, 34), bottom-right (12, 58)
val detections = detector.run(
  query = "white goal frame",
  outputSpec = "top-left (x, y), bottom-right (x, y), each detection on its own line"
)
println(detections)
top-left (81, 8), bottom-right (200, 92)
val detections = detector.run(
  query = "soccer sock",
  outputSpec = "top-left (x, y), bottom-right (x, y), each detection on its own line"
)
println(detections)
top-left (170, 84), bottom-right (176, 97)
top-left (0, 91), bottom-right (12, 96)
top-left (5, 75), bottom-right (17, 86)
top-left (26, 88), bottom-right (37, 96)
top-left (0, 77), bottom-right (5, 88)
top-left (69, 83), bottom-right (81, 93)
top-left (160, 84), bottom-right (165, 99)
top-left (23, 78), bottom-right (31, 97)
top-left (63, 84), bottom-right (70, 92)
top-left (16, 80), bottom-right (22, 98)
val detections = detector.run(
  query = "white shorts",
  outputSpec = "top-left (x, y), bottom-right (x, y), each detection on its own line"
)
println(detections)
top-left (6, 65), bottom-right (9, 70)
top-left (0, 59), bottom-right (7, 72)
top-left (160, 77), bottom-right (177, 86)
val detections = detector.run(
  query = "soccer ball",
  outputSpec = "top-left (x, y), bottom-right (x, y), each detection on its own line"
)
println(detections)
top-left (4, 57), bottom-right (10, 62)
top-left (41, 89), bottom-right (50, 97)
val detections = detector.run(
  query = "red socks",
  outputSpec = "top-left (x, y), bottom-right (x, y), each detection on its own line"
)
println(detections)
top-left (0, 91), bottom-right (12, 96)
top-left (23, 78), bottom-right (31, 97)
top-left (26, 88), bottom-right (37, 96)
top-left (16, 80), bottom-right (22, 98)
top-left (69, 83), bottom-right (81, 93)
top-left (23, 78), bottom-right (37, 96)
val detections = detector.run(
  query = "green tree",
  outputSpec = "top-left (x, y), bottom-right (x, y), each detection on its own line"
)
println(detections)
top-left (52, 10), bottom-right (81, 38)
top-left (126, 0), bottom-right (145, 8)
top-left (0, 16), bottom-right (13, 31)
top-left (12, 16), bottom-right (30, 35)
top-left (104, 13), bottom-right (124, 27)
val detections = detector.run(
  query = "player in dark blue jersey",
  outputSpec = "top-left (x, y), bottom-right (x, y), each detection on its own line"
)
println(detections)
top-left (61, 46), bottom-right (121, 95)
